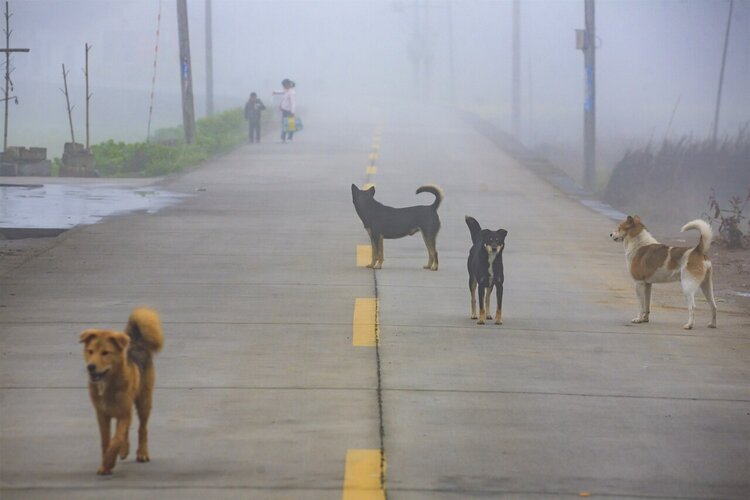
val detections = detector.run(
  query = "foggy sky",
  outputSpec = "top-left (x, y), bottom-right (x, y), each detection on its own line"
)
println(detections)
top-left (5, 0), bottom-right (749, 159)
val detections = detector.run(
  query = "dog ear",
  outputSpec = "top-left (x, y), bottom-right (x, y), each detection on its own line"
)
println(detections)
top-left (633, 215), bottom-right (642, 225)
top-left (79, 329), bottom-right (100, 344)
top-left (626, 215), bottom-right (634, 225)
top-left (110, 332), bottom-right (130, 351)
top-left (351, 184), bottom-right (358, 193)
top-left (366, 186), bottom-right (375, 195)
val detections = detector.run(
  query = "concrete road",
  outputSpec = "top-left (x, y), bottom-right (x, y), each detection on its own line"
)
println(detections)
top-left (1, 108), bottom-right (748, 499)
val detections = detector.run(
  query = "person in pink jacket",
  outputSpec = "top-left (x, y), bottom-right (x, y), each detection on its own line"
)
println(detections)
top-left (273, 79), bottom-right (296, 143)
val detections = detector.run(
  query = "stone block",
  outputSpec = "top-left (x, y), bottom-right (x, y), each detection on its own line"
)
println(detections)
top-left (18, 160), bottom-right (51, 176)
top-left (2, 146), bottom-right (21, 161)
top-left (0, 162), bottom-right (17, 176)
top-left (20, 147), bottom-right (47, 161)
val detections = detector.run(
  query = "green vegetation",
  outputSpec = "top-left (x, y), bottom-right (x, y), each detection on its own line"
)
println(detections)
top-left (91, 108), bottom-right (247, 177)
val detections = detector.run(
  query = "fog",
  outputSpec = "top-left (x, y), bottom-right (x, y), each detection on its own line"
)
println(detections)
top-left (6, 0), bottom-right (750, 167)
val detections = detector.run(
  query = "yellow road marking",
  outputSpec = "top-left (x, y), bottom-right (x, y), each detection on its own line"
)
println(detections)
top-left (366, 165), bottom-right (377, 174)
top-left (353, 298), bottom-right (377, 347)
top-left (356, 245), bottom-right (372, 267)
top-left (363, 182), bottom-right (375, 190)
top-left (342, 449), bottom-right (385, 500)
top-left (368, 152), bottom-right (379, 161)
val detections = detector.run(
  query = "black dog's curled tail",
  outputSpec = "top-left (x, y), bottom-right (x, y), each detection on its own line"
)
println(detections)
top-left (416, 184), bottom-right (444, 209)
top-left (465, 216), bottom-right (482, 245)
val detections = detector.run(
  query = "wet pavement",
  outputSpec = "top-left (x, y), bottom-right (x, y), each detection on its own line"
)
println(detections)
top-left (0, 179), bottom-right (187, 238)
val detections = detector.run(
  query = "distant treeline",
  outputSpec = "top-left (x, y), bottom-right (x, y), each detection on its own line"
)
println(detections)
top-left (90, 108), bottom-right (249, 177)
top-left (604, 127), bottom-right (750, 224)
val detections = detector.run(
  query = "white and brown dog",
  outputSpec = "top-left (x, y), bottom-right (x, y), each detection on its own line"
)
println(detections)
top-left (610, 216), bottom-right (717, 329)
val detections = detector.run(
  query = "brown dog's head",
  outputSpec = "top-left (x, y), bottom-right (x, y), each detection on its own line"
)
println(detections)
top-left (610, 215), bottom-right (645, 243)
top-left (79, 329), bottom-right (130, 383)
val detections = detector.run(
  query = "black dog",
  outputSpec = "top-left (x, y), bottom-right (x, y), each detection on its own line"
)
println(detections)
top-left (351, 184), bottom-right (443, 270)
top-left (466, 216), bottom-right (507, 324)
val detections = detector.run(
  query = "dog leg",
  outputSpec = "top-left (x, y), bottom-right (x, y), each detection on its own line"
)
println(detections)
top-left (118, 429), bottom-right (130, 460)
top-left (495, 282), bottom-right (504, 325)
top-left (682, 275), bottom-right (699, 330)
top-left (96, 412), bottom-right (111, 458)
top-left (367, 232), bottom-right (378, 268)
top-left (422, 233), bottom-right (438, 271)
top-left (469, 277), bottom-right (478, 319)
top-left (484, 284), bottom-right (493, 320)
top-left (98, 415), bottom-right (131, 475)
top-left (374, 235), bottom-right (384, 269)
top-left (477, 285), bottom-right (486, 324)
top-left (701, 267), bottom-right (718, 328)
top-left (135, 391), bottom-right (153, 463)
top-left (632, 282), bottom-right (649, 323)
top-left (643, 283), bottom-right (651, 323)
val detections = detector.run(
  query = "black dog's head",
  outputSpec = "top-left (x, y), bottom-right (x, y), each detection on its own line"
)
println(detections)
top-left (465, 216), bottom-right (507, 255)
top-left (481, 228), bottom-right (507, 255)
top-left (351, 183), bottom-right (375, 218)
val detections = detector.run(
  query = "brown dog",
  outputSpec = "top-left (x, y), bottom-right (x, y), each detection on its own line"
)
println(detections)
top-left (610, 216), bottom-right (717, 329)
top-left (79, 307), bottom-right (164, 475)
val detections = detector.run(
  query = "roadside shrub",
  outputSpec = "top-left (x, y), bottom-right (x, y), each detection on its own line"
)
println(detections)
top-left (603, 127), bottom-right (750, 224)
top-left (90, 108), bottom-right (246, 177)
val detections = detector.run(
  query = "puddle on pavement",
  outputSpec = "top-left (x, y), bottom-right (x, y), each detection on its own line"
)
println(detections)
top-left (0, 183), bottom-right (188, 238)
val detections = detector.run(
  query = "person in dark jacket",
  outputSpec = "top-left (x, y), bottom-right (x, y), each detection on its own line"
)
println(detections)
top-left (244, 92), bottom-right (266, 143)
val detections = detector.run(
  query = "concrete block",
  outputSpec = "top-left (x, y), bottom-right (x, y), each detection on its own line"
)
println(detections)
top-left (2, 146), bottom-right (21, 161)
top-left (0, 161), bottom-right (17, 175)
top-left (18, 160), bottom-right (51, 176)
top-left (20, 147), bottom-right (47, 161)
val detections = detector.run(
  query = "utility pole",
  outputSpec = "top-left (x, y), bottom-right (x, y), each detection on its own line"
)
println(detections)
top-left (60, 64), bottom-right (75, 144)
top-left (446, 0), bottom-right (455, 107)
top-left (577, 0), bottom-right (596, 191)
top-left (1, 0), bottom-right (29, 152)
top-left (84, 43), bottom-right (91, 149)
top-left (205, 0), bottom-right (213, 116)
top-left (712, 0), bottom-right (733, 144)
top-left (176, 0), bottom-right (195, 144)
top-left (511, 0), bottom-right (521, 140)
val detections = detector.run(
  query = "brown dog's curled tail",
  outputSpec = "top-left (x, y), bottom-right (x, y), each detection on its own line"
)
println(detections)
top-left (416, 184), bottom-right (444, 209)
top-left (126, 307), bottom-right (164, 354)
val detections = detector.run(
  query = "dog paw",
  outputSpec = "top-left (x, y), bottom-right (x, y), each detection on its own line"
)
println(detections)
top-left (495, 319), bottom-right (503, 325)
top-left (477, 320), bottom-right (485, 325)
top-left (136, 453), bottom-right (150, 463)
top-left (683, 323), bottom-right (694, 330)
top-left (470, 315), bottom-right (477, 320)
top-left (485, 314), bottom-right (492, 320)
top-left (631, 317), bottom-right (647, 324)
top-left (708, 323), bottom-right (717, 328)
top-left (97, 467), bottom-right (112, 476)
top-left (119, 444), bottom-right (129, 460)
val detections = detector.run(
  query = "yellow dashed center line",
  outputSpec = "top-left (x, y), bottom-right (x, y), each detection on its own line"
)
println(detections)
top-left (366, 165), bottom-right (377, 174)
top-left (363, 182), bottom-right (375, 190)
top-left (367, 152), bottom-right (379, 161)
top-left (356, 245), bottom-right (372, 267)
top-left (352, 298), bottom-right (378, 347)
top-left (342, 449), bottom-right (386, 500)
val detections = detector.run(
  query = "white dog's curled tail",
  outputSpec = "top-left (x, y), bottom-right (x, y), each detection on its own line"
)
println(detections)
top-left (681, 219), bottom-right (713, 255)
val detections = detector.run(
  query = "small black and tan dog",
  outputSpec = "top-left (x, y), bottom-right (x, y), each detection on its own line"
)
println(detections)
top-left (351, 184), bottom-right (443, 270)
top-left (466, 216), bottom-right (507, 325)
